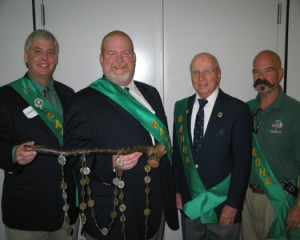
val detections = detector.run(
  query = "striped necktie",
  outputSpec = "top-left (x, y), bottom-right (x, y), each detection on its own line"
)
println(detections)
top-left (43, 86), bottom-right (52, 104)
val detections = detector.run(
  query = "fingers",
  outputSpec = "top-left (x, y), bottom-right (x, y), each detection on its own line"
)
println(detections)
top-left (286, 205), bottom-right (300, 231)
top-left (219, 205), bottom-right (237, 228)
top-left (114, 152), bottom-right (143, 171)
top-left (176, 193), bottom-right (183, 210)
top-left (16, 141), bottom-right (37, 165)
top-left (219, 216), bottom-right (233, 228)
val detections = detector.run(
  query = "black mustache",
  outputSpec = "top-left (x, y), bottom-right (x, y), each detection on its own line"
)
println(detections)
top-left (253, 79), bottom-right (275, 88)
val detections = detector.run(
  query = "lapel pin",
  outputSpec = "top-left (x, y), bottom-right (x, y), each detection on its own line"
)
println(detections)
top-left (34, 98), bottom-right (43, 109)
top-left (217, 112), bottom-right (223, 118)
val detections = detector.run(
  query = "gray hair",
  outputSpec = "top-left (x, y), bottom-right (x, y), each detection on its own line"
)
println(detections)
top-left (24, 29), bottom-right (59, 53)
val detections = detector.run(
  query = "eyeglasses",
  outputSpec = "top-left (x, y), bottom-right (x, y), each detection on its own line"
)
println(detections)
top-left (252, 108), bottom-right (262, 134)
top-left (191, 69), bottom-right (216, 77)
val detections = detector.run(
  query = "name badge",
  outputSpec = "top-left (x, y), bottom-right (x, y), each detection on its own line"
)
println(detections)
top-left (23, 106), bottom-right (38, 119)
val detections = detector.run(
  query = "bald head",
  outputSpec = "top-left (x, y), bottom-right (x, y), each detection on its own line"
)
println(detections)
top-left (253, 50), bottom-right (282, 69)
top-left (190, 52), bottom-right (221, 72)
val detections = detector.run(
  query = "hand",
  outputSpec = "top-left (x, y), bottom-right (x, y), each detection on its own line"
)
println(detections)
top-left (16, 141), bottom-right (37, 165)
top-left (176, 193), bottom-right (183, 210)
top-left (219, 205), bottom-right (237, 228)
top-left (113, 152), bottom-right (143, 171)
top-left (286, 203), bottom-right (300, 230)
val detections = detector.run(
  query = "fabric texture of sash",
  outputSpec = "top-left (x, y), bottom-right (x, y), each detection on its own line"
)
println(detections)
top-left (89, 78), bottom-right (172, 162)
top-left (174, 98), bottom-right (230, 223)
top-left (248, 100), bottom-right (300, 239)
top-left (10, 77), bottom-right (63, 143)
top-left (252, 133), bottom-right (300, 239)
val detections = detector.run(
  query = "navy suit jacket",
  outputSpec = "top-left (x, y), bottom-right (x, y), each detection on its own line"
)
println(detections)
top-left (173, 89), bottom-right (252, 222)
top-left (63, 80), bottom-right (179, 240)
top-left (0, 75), bottom-right (78, 231)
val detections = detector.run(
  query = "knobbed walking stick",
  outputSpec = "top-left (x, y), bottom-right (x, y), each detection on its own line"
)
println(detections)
top-left (24, 143), bottom-right (168, 239)
top-left (24, 143), bottom-right (167, 168)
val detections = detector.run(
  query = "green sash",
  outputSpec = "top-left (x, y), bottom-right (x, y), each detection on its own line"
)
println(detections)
top-left (174, 98), bottom-right (231, 223)
top-left (10, 77), bottom-right (63, 143)
top-left (252, 133), bottom-right (300, 239)
top-left (248, 100), bottom-right (300, 239)
top-left (89, 78), bottom-right (172, 162)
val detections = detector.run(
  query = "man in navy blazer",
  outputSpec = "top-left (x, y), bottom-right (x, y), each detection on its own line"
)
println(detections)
top-left (63, 30), bottom-right (178, 240)
top-left (0, 30), bottom-right (78, 239)
top-left (172, 52), bottom-right (252, 240)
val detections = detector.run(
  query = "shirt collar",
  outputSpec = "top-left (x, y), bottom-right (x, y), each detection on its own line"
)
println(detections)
top-left (125, 80), bottom-right (135, 90)
top-left (27, 72), bottom-right (54, 93)
top-left (255, 87), bottom-right (284, 111)
top-left (195, 87), bottom-right (219, 106)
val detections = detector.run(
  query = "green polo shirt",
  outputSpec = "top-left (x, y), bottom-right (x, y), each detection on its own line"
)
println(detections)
top-left (248, 89), bottom-right (300, 185)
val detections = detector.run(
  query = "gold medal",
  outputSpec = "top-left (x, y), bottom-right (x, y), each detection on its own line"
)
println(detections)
top-left (100, 228), bottom-right (109, 236)
top-left (119, 204), bottom-right (127, 212)
top-left (144, 164), bottom-right (151, 173)
top-left (144, 176), bottom-right (151, 184)
top-left (144, 208), bottom-right (151, 216)
top-left (110, 211), bottom-right (117, 219)
top-left (80, 213), bottom-right (87, 224)
top-left (87, 199), bottom-right (95, 207)
top-left (120, 215), bottom-right (126, 223)
top-left (60, 181), bottom-right (68, 190)
top-left (79, 202), bottom-right (87, 211)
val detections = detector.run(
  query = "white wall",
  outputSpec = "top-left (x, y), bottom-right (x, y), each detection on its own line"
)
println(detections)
top-left (286, 0), bottom-right (300, 101)
top-left (0, 1), bottom-right (34, 239)
top-left (35, 0), bottom-right (164, 93)
top-left (163, 0), bottom-right (287, 129)
top-left (0, 0), bottom-right (299, 240)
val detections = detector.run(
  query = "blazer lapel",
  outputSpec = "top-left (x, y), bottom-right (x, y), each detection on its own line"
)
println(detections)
top-left (135, 83), bottom-right (156, 113)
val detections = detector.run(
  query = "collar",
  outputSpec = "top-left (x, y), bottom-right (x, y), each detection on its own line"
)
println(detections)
top-left (255, 88), bottom-right (285, 111)
top-left (124, 80), bottom-right (136, 91)
top-left (195, 87), bottom-right (219, 107)
top-left (27, 72), bottom-right (54, 93)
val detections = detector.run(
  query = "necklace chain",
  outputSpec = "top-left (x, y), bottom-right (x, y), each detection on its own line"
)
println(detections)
top-left (75, 154), bottom-right (152, 240)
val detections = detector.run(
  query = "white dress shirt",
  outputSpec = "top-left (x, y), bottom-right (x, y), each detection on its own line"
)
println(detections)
top-left (124, 81), bottom-right (155, 144)
top-left (191, 88), bottom-right (219, 143)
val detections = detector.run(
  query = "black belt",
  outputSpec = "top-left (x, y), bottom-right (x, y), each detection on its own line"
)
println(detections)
top-left (249, 184), bottom-right (265, 194)
top-left (249, 179), bottom-right (299, 197)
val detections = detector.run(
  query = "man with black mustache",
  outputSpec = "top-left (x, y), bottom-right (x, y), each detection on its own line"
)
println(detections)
top-left (241, 50), bottom-right (300, 240)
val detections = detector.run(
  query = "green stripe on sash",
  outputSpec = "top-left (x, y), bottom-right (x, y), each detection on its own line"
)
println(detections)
top-left (89, 78), bottom-right (172, 162)
top-left (252, 133), bottom-right (300, 239)
top-left (10, 77), bottom-right (63, 143)
top-left (174, 98), bottom-right (230, 223)
top-left (248, 100), bottom-right (300, 239)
